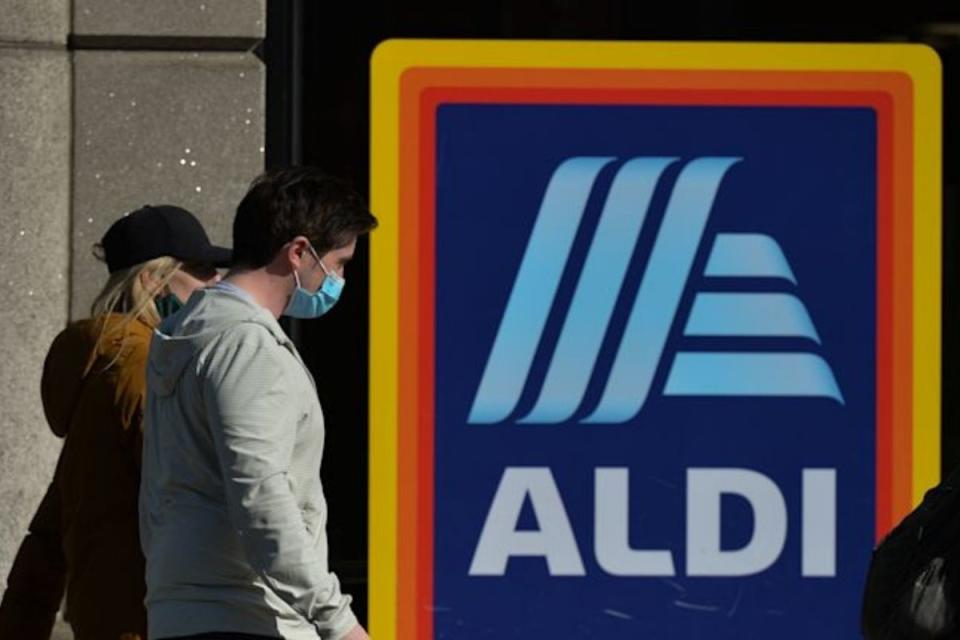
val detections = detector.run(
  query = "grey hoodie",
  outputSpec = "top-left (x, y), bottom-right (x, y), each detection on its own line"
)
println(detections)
top-left (139, 287), bottom-right (357, 640)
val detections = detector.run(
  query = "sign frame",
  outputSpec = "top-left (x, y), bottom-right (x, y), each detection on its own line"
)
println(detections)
top-left (369, 39), bottom-right (941, 639)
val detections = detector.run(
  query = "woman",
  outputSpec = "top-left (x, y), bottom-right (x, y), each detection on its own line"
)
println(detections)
top-left (0, 205), bottom-right (230, 640)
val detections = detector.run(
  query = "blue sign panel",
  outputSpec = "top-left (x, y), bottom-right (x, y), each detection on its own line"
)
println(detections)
top-left (433, 104), bottom-right (875, 638)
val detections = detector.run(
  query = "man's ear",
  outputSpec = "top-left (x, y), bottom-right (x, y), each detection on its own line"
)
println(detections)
top-left (286, 236), bottom-right (311, 270)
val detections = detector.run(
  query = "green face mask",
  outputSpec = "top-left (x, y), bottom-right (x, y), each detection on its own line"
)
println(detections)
top-left (155, 293), bottom-right (184, 319)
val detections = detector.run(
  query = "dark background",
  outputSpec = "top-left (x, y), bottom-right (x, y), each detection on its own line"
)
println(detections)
top-left (261, 0), bottom-right (960, 625)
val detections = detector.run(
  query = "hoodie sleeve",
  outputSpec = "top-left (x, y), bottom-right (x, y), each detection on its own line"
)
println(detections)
top-left (200, 324), bottom-right (358, 640)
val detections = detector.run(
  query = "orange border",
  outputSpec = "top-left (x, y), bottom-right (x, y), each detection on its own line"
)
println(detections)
top-left (394, 67), bottom-right (914, 639)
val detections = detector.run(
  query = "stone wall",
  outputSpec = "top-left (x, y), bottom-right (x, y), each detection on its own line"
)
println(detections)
top-left (0, 1), bottom-right (265, 633)
top-left (0, 0), bottom-right (72, 607)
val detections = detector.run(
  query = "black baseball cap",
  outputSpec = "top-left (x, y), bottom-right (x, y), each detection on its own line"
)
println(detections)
top-left (100, 205), bottom-right (232, 274)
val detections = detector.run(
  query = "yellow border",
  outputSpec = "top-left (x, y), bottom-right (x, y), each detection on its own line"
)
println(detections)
top-left (369, 45), bottom-right (401, 640)
top-left (909, 58), bottom-right (942, 506)
top-left (370, 40), bottom-right (941, 639)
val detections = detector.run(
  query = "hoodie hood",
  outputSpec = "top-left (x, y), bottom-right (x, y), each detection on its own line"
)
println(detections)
top-left (148, 287), bottom-right (293, 398)
top-left (41, 314), bottom-right (152, 437)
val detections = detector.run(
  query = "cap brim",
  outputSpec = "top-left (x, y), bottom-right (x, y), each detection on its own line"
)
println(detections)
top-left (192, 245), bottom-right (232, 268)
top-left (209, 246), bottom-right (233, 268)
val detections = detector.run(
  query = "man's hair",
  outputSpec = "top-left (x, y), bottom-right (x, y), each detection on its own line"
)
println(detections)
top-left (231, 167), bottom-right (378, 268)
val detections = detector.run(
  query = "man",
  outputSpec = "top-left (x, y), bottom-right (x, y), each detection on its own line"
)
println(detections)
top-left (140, 168), bottom-right (377, 640)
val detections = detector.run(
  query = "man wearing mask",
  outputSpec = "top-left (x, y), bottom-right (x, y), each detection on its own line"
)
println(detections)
top-left (139, 168), bottom-right (377, 640)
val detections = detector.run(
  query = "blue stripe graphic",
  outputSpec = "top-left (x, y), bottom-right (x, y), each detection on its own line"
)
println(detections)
top-left (520, 157), bottom-right (677, 424)
top-left (664, 352), bottom-right (844, 403)
top-left (584, 157), bottom-right (742, 424)
top-left (468, 157), bottom-right (615, 424)
top-left (684, 292), bottom-right (821, 343)
top-left (704, 233), bottom-right (797, 283)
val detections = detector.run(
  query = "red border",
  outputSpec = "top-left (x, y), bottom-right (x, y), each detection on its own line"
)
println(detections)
top-left (397, 78), bottom-right (908, 639)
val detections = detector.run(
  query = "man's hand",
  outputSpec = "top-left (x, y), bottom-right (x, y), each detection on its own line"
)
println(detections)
top-left (340, 623), bottom-right (371, 640)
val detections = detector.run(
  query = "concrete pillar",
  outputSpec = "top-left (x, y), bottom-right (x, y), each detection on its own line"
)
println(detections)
top-left (71, 50), bottom-right (264, 317)
top-left (73, 0), bottom-right (264, 39)
top-left (0, 0), bottom-right (72, 604)
top-left (0, 2), bottom-right (265, 637)
top-left (70, 0), bottom-right (265, 317)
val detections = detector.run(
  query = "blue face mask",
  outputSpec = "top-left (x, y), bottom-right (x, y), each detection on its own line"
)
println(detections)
top-left (283, 248), bottom-right (345, 319)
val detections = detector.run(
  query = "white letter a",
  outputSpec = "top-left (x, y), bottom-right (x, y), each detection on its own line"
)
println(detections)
top-left (469, 467), bottom-right (585, 576)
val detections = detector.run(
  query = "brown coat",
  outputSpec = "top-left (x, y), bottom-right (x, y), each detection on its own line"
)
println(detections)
top-left (0, 314), bottom-right (152, 640)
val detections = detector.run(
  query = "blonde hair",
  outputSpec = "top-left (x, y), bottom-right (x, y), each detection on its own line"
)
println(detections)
top-left (87, 255), bottom-right (182, 370)
top-left (90, 255), bottom-right (182, 327)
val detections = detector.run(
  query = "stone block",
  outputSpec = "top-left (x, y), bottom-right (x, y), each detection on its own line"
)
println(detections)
top-left (0, 48), bottom-right (71, 584)
top-left (71, 50), bottom-right (264, 318)
top-left (0, 0), bottom-right (69, 45)
top-left (73, 0), bottom-right (265, 40)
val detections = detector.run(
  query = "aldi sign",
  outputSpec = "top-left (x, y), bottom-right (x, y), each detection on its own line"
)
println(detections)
top-left (369, 40), bottom-right (941, 639)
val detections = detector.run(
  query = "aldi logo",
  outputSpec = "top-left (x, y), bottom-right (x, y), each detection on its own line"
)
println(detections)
top-left (470, 155), bottom-right (842, 426)
top-left (371, 41), bottom-right (940, 639)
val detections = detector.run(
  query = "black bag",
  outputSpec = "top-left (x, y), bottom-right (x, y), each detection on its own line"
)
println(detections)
top-left (863, 467), bottom-right (960, 639)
